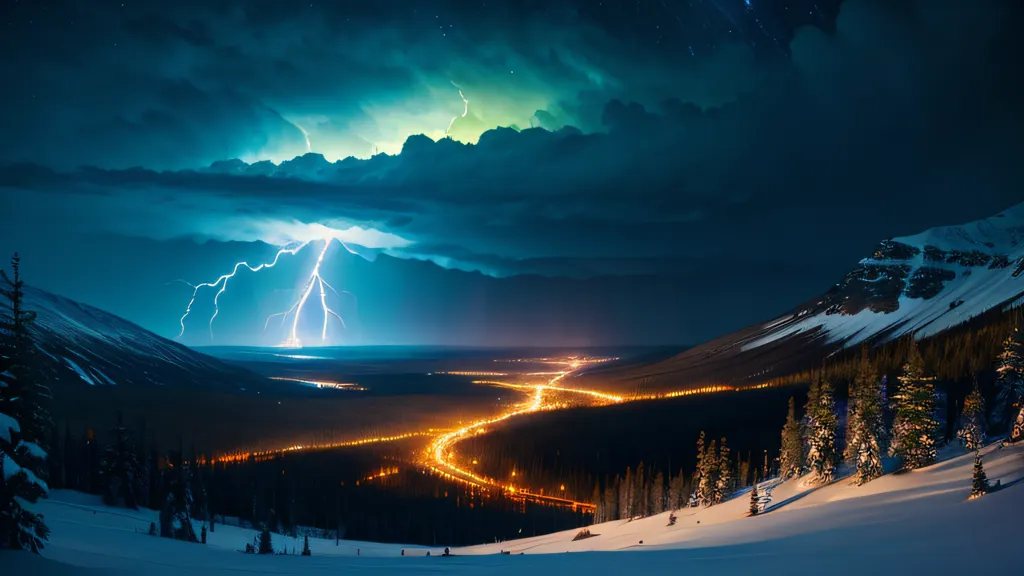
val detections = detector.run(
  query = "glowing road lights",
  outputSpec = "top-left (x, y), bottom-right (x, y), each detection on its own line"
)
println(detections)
top-left (178, 237), bottom-right (353, 347)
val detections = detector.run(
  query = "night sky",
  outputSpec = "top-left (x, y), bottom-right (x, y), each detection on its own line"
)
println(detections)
top-left (0, 0), bottom-right (1021, 347)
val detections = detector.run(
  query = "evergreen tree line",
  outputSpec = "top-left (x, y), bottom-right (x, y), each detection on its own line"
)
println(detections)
top-left (777, 329), bottom-right (1024, 486)
top-left (591, 432), bottom-right (764, 522)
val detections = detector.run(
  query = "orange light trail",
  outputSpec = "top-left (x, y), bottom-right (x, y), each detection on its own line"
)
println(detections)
top-left (212, 356), bottom-right (779, 512)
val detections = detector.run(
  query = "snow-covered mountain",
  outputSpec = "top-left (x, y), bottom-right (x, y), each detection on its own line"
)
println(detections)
top-left (586, 202), bottom-right (1024, 391)
top-left (743, 201), bottom-right (1024, 349)
top-left (23, 285), bottom-right (271, 391)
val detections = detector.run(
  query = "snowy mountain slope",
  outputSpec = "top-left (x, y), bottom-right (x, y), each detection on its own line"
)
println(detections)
top-left (584, 202), bottom-right (1024, 393)
top-left (740, 201), bottom-right (1024, 350)
top-left (23, 285), bottom-right (272, 391)
top-left (12, 441), bottom-right (1024, 574)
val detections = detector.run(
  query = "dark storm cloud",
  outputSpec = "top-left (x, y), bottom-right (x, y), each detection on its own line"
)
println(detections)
top-left (2, 0), bottom-right (1022, 284)
top-left (1, 0), bottom-right (770, 169)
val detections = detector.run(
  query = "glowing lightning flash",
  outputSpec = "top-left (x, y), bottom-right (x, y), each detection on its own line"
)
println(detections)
top-left (264, 238), bottom-right (346, 348)
top-left (177, 242), bottom-right (311, 339)
top-left (177, 238), bottom-right (352, 347)
top-left (445, 82), bottom-right (469, 137)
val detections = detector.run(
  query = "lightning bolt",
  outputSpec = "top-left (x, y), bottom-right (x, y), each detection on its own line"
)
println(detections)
top-left (177, 242), bottom-right (311, 339)
top-left (445, 82), bottom-right (469, 137)
top-left (177, 238), bottom-right (354, 347)
top-left (295, 124), bottom-right (312, 153)
top-left (264, 238), bottom-right (347, 348)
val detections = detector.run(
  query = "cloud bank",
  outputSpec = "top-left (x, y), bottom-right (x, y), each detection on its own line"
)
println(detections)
top-left (1, 0), bottom-right (1021, 284)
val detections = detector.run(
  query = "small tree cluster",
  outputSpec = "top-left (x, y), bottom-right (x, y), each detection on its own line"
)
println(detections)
top-left (693, 432), bottom-right (732, 507)
top-left (593, 464), bottom-right (684, 523)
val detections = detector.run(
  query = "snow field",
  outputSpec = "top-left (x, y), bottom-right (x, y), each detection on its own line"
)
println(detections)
top-left (5, 441), bottom-right (1021, 574)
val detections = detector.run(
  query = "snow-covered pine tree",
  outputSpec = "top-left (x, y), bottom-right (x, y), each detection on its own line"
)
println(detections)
top-left (891, 340), bottom-right (939, 470)
top-left (847, 349), bottom-right (885, 485)
top-left (779, 397), bottom-right (804, 479)
top-left (806, 376), bottom-right (838, 484)
top-left (957, 384), bottom-right (986, 452)
top-left (0, 254), bottom-right (50, 553)
top-left (698, 440), bottom-right (717, 506)
top-left (99, 412), bottom-right (144, 509)
top-left (748, 475), bottom-right (759, 516)
top-left (714, 438), bottom-right (732, 504)
top-left (993, 329), bottom-right (1024, 431)
top-left (969, 451), bottom-right (988, 499)
top-left (693, 430), bottom-right (705, 503)
top-left (845, 347), bottom-right (866, 464)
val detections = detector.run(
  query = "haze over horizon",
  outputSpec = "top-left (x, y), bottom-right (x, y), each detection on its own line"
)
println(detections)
top-left (1, 0), bottom-right (1021, 347)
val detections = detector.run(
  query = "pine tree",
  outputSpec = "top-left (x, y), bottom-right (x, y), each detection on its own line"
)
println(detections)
top-left (693, 431), bottom-right (705, 503)
top-left (891, 341), bottom-right (939, 470)
top-left (714, 438), bottom-right (732, 504)
top-left (969, 452), bottom-right (988, 499)
top-left (301, 533), bottom-right (311, 556)
top-left (99, 413), bottom-right (144, 509)
top-left (779, 397), bottom-right (805, 479)
top-left (258, 527), bottom-right (274, 554)
top-left (806, 376), bottom-right (838, 484)
top-left (591, 482), bottom-right (602, 523)
top-left (0, 254), bottom-right (51, 448)
top-left (0, 254), bottom-right (50, 553)
top-left (160, 451), bottom-right (197, 543)
top-left (846, 349), bottom-right (885, 485)
top-left (698, 440), bottom-right (717, 506)
top-left (993, 329), bottom-right (1024, 430)
top-left (957, 384), bottom-right (986, 451)
top-left (748, 474), bottom-right (759, 516)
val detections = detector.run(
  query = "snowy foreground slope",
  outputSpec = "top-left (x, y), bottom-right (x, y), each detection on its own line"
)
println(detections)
top-left (6, 442), bottom-right (1022, 575)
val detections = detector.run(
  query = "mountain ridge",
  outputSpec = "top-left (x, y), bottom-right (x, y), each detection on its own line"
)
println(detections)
top-left (23, 284), bottom-right (275, 392)
top-left (582, 202), bottom-right (1024, 391)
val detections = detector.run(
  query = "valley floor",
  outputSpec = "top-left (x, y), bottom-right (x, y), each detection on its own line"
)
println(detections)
top-left (5, 442), bottom-right (1022, 575)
